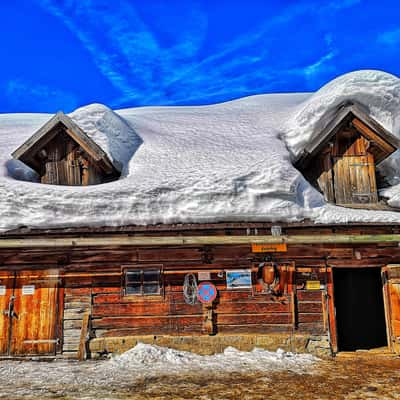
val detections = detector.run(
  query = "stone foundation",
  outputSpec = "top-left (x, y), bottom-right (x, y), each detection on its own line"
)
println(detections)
top-left (88, 333), bottom-right (332, 359)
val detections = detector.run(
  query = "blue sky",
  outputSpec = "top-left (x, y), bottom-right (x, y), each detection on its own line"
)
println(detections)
top-left (1, 0), bottom-right (399, 113)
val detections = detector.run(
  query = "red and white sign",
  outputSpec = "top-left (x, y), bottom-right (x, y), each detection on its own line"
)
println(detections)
top-left (197, 282), bottom-right (217, 303)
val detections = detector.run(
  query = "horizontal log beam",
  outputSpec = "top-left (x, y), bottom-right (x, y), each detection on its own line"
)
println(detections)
top-left (1, 234), bottom-right (400, 248)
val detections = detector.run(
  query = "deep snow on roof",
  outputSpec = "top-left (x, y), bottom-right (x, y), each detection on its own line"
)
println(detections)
top-left (1, 70), bottom-right (400, 232)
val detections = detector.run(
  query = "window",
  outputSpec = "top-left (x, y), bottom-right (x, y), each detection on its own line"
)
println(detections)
top-left (124, 268), bottom-right (162, 295)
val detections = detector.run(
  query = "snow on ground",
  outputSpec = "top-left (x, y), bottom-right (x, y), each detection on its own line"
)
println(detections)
top-left (1, 345), bottom-right (399, 400)
top-left (0, 344), bottom-right (317, 390)
top-left (109, 342), bottom-right (317, 374)
top-left (1, 70), bottom-right (400, 232)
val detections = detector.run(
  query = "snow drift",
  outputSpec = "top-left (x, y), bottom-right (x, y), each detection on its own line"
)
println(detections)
top-left (108, 342), bottom-right (317, 374)
top-left (1, 69), bottom-right (400, 232)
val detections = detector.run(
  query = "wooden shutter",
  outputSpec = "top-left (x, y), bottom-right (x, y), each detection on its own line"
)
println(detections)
top-left (333, 154), bottom-right (378, 205)
top-left (43, 160), bottom-right (81, 185)
top-left (382, 265), bottom-right (400, 353)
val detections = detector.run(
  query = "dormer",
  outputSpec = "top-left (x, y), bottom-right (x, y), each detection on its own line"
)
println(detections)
top-left (296, 104), bottom-right (400, 207)
top-left (12, 112), bottom-right (120, 186)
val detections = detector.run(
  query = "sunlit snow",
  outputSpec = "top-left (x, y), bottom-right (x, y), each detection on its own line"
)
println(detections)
top-left (1, 70), bottom-right (400, 232)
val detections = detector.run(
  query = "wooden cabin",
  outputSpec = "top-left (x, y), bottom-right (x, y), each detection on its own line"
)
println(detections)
top-left (12, 112), bottom-right (120, 185)
top-left (1, 224), bottom-right (400, 359)
top-left (296, 103), bottom-right (400, 207)
top-left (1, 105), bottom-right (400, 360)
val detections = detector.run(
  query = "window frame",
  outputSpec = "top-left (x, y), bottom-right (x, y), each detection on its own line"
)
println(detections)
top-left (122, 265), bottom-right (164, 298)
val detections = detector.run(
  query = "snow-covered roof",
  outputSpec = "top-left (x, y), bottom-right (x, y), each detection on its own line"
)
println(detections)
top-left (1, 69), bottom-right (400, 233)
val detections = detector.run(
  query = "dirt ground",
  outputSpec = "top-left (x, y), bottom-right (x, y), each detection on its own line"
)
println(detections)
top-left (0, 355), bottom-right (399, 400)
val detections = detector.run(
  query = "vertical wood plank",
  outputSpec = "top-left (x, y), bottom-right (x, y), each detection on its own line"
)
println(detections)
top-left (78, 311), bottom-right (91, 360)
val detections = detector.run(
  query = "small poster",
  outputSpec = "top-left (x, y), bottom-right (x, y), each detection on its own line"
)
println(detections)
top-left (22, 285), bottom-right (35, 295)
top-left (0, 285), bottom-right (6, 295)
top-left (198, 271), bottom-right (211, 281)
top-left (306, 281), bottom-right (321, 290)
top-left (226, 269), bottom-right (252, 289)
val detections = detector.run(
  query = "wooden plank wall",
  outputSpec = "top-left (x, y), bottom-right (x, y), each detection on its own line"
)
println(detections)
top-left (1, 225), bottom-right (400, 350)
top-left (62, 287), bottom-right (91, 358)
top-left (40, 131), bottom-right (104, 186)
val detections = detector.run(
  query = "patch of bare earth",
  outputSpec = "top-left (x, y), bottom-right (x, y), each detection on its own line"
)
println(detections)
top-left (109, 357), bottom-right (400, 400)
top-left (1, 356), bottom-right (400, 399)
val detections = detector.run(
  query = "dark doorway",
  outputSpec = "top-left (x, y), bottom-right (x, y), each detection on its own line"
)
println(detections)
top-left (333, 268), bottom-right (387, 351)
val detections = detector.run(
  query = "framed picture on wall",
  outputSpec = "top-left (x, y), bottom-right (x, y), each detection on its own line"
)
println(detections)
top-left (226, 269), bottom-right (252, 289)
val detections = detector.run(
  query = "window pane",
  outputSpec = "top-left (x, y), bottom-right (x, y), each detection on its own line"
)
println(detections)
top-left (125, 283), bottom-right (141, 295)
top-left (143, 269), bottom-right (160, 283)
top-left (143, 283), bottom-right (160, 294)
top-left (126, 271), bottom-right (141, 283)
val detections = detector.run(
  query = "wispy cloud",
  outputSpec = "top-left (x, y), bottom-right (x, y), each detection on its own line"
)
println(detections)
top-left (327, 0), bottom-right (361, 11)
top-left (36, 0), bottom-right (145, 102)
top-left (5, 79), bottom-right (77, 112)
top-left (303, 51), bottom-right (338, 77)
top-left (377, 29), bottom-right (400, 46)
top-left (34, 0), bottom-right (351, 107)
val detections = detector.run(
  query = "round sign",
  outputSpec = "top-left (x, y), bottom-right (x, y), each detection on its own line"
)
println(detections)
top-left (197, 282), bottom-right (217, 303)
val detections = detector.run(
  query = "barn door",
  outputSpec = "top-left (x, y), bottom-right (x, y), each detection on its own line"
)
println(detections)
top-left (333, 154), bottom-right (378, 204)
top-left (0, 270), bottom-right (60, 356)
top-left (383, 265), bottom-right (400, 353)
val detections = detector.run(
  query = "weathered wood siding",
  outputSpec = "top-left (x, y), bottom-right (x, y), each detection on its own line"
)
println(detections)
top-left (40, 130), bottom-right (104, 186)
top-left (1, 224), bottom-right (400, 356)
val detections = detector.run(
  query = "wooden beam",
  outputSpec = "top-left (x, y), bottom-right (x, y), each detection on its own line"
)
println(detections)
top-left (2, 234), bottom-right (400, 248)
top-left (352, 118), bottom-right (396, 158)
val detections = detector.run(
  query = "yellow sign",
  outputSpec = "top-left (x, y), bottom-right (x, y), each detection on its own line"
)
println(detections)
top-left (306, 280), bottom-right (321, 290)
top-left (251, 243), bottom-right (287, 253)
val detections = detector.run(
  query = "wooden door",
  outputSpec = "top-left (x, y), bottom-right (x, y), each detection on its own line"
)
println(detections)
top-left (383, 265), bottom-right (400, 353)
top-left (0, 270), bottom-right (60, 356)
top-left (333, 154), bottom-right (378, 205)
top-left (10, 270), bottom-right (60, 355)
top-left (0, 272), bottom-right (15, 354)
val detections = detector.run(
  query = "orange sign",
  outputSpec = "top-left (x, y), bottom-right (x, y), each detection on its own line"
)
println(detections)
top-left (251, 243), bottom-right (287, 253)
top-left (306, 280), bottom-right (321, 290)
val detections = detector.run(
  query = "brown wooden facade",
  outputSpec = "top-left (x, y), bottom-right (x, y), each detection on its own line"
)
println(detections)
top-left (0, 223), bottom-right (400, 358)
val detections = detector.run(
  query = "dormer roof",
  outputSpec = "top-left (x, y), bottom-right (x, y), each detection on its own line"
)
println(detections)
top-left (12, 111), bottom-right (120, 176)
top-left (295, 103), bottom-right (400, 169)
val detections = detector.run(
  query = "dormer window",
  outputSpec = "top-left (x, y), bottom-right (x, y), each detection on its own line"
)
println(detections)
top-left (296, 104), bottom-right (400, 208)
top-left (11, 112), bottom-right (120, 186)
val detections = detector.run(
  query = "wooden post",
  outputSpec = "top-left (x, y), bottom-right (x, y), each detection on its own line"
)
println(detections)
top-left (202, 303), bottom-right (215, 335)
top-left (77, 311), bottom-right (90, 361)
top-left (326, 267), bottom-right (338, 353)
